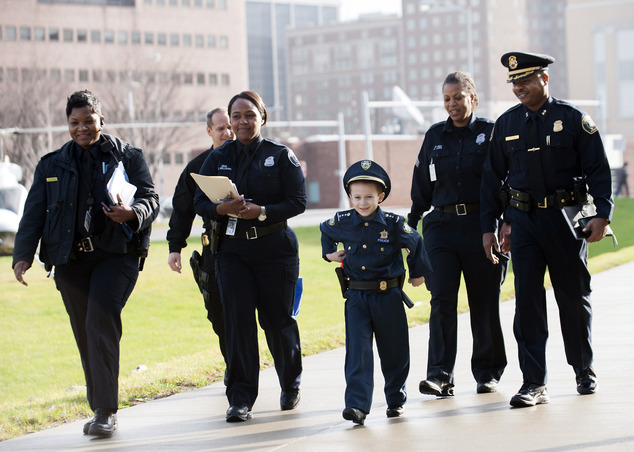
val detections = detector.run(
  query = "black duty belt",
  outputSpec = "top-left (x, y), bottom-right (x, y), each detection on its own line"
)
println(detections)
top-left (226, 221), bottom-right (287, 240)
top-left (348, 277), bottom-right (399, 293)
top-left (509, 187), bottom-right (577, 212)
top-left (435, 203), bottom-right (480, 216)
top-left (74, 235), bottom-right (101, 253)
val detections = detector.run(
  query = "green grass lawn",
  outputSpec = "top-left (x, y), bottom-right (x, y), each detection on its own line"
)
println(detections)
top-left (1, 197), bottom-right (633, 440)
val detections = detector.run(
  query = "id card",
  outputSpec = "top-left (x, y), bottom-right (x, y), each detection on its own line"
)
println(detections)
top-left (84, 209), bottom-right (92, 233)
top-left (429, 163), bottom-right (437, 182)
top-left (226, 217), bottom-right (237, 236)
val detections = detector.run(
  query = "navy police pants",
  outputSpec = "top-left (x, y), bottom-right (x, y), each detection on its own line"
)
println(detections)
top-left (54, 249), bottom-right (139, 412)
top-left (215, 228), bottom-right (302, 409)
top-left (344, 288), bottom-right (409, 414)
top-left (508, 207), bottom-right (593, 385)
top-left (423, 209), bottom-right (507, 384)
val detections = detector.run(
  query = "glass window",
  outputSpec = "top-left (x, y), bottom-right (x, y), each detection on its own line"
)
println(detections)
top-left (21, 68), bottom-right (32, 82)
top-left (6, 26), bottom-right (17, 41)
top-left (219, 36), bottom-right (228, 49)
top-left (195, 34), bottom-right (203, 47)
top-left (64, 69), bottom-right (75, 82)
top-left (105, 30), bottom-right (114, 44)
top-left (197, 73), bottom-right (205, 84)
top-left (174, 153), bottom-right (184, 164)
top-left (7, 68), bottom-right (18, 82)
top-left (158, 33), bottom-right (166, 45)
top-left (63, 29), bottom-right (73, 42)
top-left (91, 30), bottom-right (101, 43)
top-left (144, 0), bottom-right (152, 4)
top-left (106, 70), bottom-right (116, 82)
top-left (157, 0), bottom-right (164, 5)
top-left (218, 0), bottom-right (226, 8)
top-left (207, 35), bottom-right (216, 47)
top-left (163, 153), bottom-right (171, 164)
top-left (169, 0), bottom-right (177, 5)
top-left (131, 31), bottom-right (141, 44)
top-left (183, 0), bottom-right (190, 5)
top-left (49, 68), bottom-right (60, 82)
top-left (77, 29), bottom-right (87, 42)
top-left (221, 73), bottom-right (229, 85)
top-left (183, 34), bottom-right (192, 46)
top-left (208, 73), bottom-right (217, 85)
top-left (20, 27), bottom-right (31, 41)
top-left (92, 70), bottom-right (102, 82)
top-left (35, 27), bottom-right (45, 41)
top-left (194, 0), bottom-right (202, 6)
top-left (0, 68), bottom-right (3, 82)
top-left (118, 31), bottom-right (128, 44)
top-left (145, 32), bottom-right (154, 44)
top-left (206, 0), bottom-right (215, 7)
top-left (183, 73), bottom-right (193, 84)
top-left (79, 70), bottom-right (89, 82)
top-left (170, 33), bottom-right (179, 46)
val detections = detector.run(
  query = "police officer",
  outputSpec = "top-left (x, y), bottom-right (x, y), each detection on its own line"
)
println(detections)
top-left (167, 107), bottom-right (234, 368)
top-left (480, 52), bottom-right (614, 408)
top-left (409, 72), bottom-right (507, 397)
top-left (12, 90), bottom-right (159, 436)
top-left (194, 91), bottom-right (306, 422)
top-left (321, 160), bottom-right (432, 424)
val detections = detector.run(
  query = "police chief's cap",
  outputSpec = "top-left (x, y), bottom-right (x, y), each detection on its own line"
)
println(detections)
top-left (501, 51), bottom-right (555, 83)
top-left (343, 160), bottom-right (391, 201)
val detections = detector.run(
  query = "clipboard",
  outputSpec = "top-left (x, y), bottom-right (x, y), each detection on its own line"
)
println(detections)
top-left (191, 174), bottom-right (240, 204)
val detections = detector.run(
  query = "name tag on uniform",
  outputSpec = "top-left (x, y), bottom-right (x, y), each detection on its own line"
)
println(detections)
top-left (505, 135), bottom-right (520, 141)
top-left (46, 177), bottom-right (58, 182)
top-left (429, 159), bottom-right (437, 182)
top-left (226, 217), bottom-right (237, 236)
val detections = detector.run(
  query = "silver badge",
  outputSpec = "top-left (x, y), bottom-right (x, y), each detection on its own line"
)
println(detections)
top-left (476, 133), bottom-right (486, 145)
top-left (264, 156), bottom-right (275, 167)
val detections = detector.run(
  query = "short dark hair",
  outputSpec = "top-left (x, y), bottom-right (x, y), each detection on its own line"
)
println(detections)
top-left (66, 89), bottom-right (102, 118)
top-left (348, 179), bottom-right (385, 195)
top-left (228, 90), bottom-right (267, 125)
top-left (206, 107), bottom-right (228, 128)
top-left (443, 72), bottom-right (479, 110)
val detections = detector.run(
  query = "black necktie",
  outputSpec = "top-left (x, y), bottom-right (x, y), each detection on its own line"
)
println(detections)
top-left (526, 112), bottom-right (547, 201)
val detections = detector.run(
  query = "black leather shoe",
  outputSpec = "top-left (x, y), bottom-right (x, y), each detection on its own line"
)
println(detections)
top-left (83, 420), bottom-right (92, 435)
top-left (87, 409), bottom-right (117, 436)
top-left (476, 380), bottom-right (498, 394)
top-left (280, 389), bottom-right (300, 410)
top-left (510, 383), bottom-right (550, 408)
top-left (342, 407), bottom-right (366, 425)
top-left (386, 406), bottom-right (404, 418)
top-left (576, 368), bottom-right (598, 395)
top-left (226, 405), bottom-right (252, 422)
top-left (419, 378), bottom-right (454, 396)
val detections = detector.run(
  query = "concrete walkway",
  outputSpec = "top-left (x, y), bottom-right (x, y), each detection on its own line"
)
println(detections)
top-left (2, 261), bottom-right (633, 451)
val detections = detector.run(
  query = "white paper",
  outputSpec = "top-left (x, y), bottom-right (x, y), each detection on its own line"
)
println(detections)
top-left (106, 161), bottom-right (136, 206)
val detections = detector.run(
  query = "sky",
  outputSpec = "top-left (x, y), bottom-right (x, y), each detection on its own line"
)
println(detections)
top-left (338, 0), bottom-right (401, 22)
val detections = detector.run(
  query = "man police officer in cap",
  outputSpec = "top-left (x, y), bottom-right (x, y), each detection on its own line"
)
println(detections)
top-left (320, 160), bottom-right (432, 424)
top-left (480, 52), bottom-right (614, 407)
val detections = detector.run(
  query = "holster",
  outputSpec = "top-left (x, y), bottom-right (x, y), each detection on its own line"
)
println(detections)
top-left (397, 273), bottom-right (415, 309)
top-left (205, 219), bottom-right (221, 254)
top-left (190, 250), bottom-right (203, 291)
top-left (335, 266), bottom-right (348, 298)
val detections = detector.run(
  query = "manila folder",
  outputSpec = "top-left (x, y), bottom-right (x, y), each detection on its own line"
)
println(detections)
top-left (191, 174), bottom-right (239, 204)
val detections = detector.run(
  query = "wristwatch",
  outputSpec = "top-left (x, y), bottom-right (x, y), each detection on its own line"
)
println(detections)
top-left (258, 205), bottom-right (267, 221)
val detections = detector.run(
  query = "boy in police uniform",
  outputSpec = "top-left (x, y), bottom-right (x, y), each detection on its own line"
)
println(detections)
top-left (320, 160), bottom-right (432, 424)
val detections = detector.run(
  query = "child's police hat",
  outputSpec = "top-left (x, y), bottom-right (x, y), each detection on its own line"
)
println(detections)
top-left (343, 160), bottom-right (391, 201)
top-left (501, 51), bottom-right (555, 83)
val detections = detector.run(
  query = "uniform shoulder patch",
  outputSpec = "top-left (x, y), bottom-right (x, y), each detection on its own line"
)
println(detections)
top-left (582, 114), bottom-right (598, 135)
top-left (328, 216), bottom-right (335, 226)
top-left (287, 149), bottom-right (301, 167)
top-left (403, 223), bottom-right (413, 234)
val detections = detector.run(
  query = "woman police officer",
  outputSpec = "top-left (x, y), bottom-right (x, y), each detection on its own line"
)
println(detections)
top-left (194, 90), bottom-right (306, 422)
top-left (408, 72), bottom-right (508, 397)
